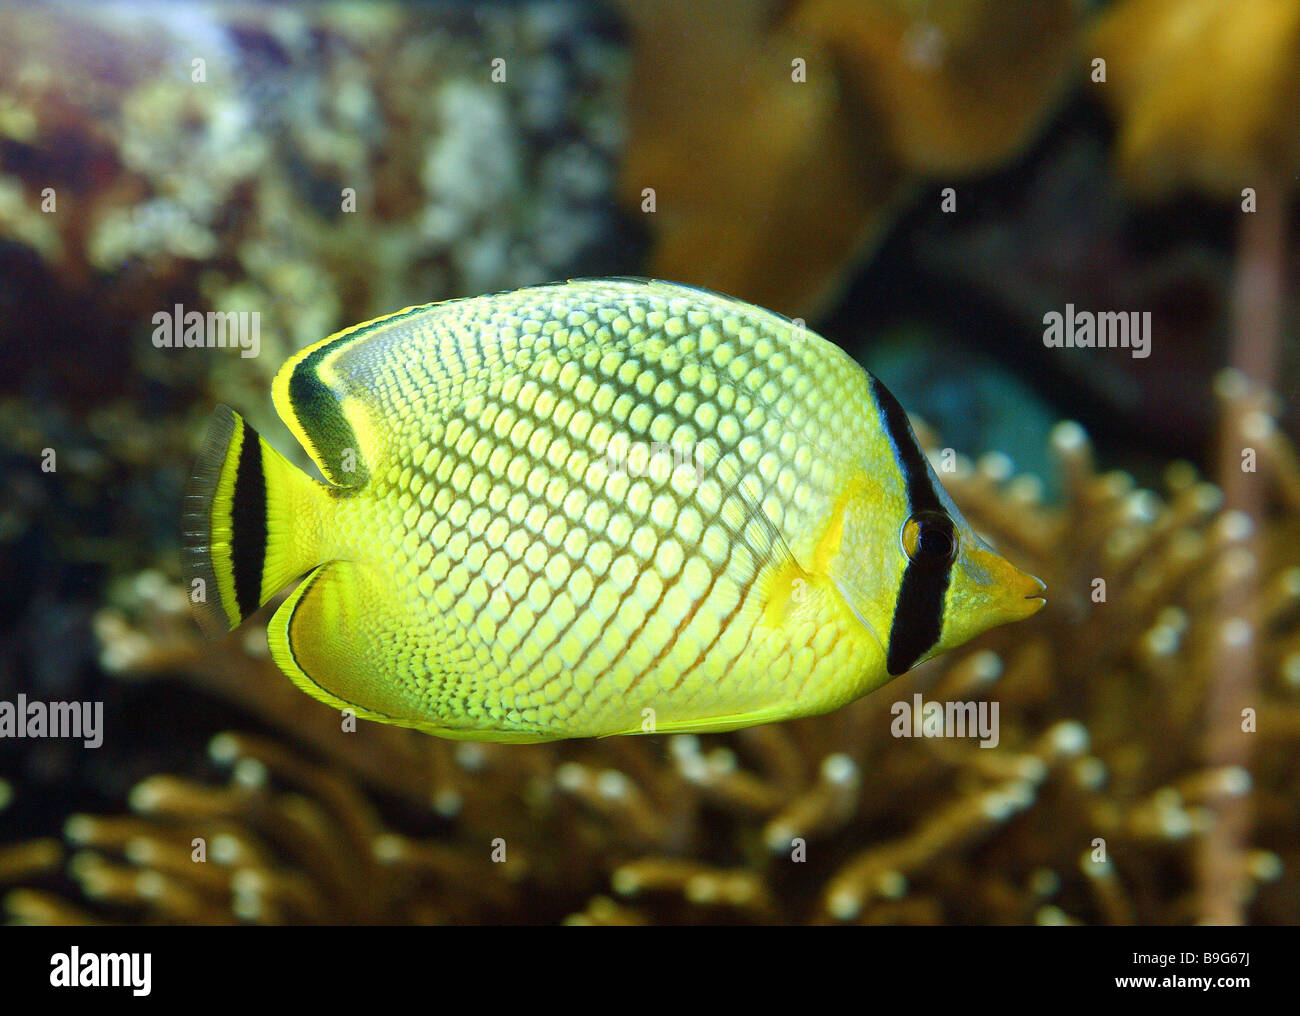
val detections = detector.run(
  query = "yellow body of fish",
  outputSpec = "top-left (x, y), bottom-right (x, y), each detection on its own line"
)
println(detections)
top-left (184, 279), bottom-right (1044, 742)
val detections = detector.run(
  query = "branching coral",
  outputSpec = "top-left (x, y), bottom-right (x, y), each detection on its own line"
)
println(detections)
top-left (1090, 1), bottom-right (1300, 916)
top-left (9, 375), bottom-right (1297, 925)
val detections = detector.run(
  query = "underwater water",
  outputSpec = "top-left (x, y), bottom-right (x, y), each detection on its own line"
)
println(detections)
top-left (0, 0), bottom-right (1297, 933)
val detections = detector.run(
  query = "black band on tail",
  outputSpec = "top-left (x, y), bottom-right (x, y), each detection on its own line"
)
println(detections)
top-left (231, 427), bottom-right (268, 618)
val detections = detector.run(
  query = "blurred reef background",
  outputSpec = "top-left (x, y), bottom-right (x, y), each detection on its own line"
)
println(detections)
top-left (1, 0), bottom-right (1298, 924)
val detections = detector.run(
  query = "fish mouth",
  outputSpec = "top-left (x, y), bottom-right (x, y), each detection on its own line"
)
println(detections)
top-left (963, 543), bottom-right (1046, 621)
top-left (1014, 574), bottom-right (1047, 617)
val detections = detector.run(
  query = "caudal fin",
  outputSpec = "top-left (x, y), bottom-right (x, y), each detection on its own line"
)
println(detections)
top-left (181, 405), bottom-right (326, 637)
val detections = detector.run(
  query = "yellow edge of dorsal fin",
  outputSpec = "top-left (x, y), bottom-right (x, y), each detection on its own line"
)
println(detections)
top-left (271, 302), bottom-right (440, 438)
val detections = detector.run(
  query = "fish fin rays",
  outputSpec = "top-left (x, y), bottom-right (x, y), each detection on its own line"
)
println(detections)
top-left (569, 277), bottom-right (801, 330)
top-left (182, 406), bottom-right (326, 637)
top-left (694, 441), bottom-right (811, 630)
top-left (271, 300), bottom-right (510, 488)
top-left (414, 727), bottom-right (557, 744)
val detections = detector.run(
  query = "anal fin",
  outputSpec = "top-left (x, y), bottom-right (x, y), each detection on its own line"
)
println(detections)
top-left (602, 704), bottom-right (792, 737)
top-left (266, 562), bottom-right (564, 742)
top-left (268, 561), bottom-right (414, 725)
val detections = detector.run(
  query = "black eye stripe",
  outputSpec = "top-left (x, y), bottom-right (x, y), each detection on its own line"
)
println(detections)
top-left (869, 376), bottom-right (945, 514)
top-left (869, 376), bottom-right (955, 676)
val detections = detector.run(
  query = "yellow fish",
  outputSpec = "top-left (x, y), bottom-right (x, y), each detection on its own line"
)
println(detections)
top-left (183, 279), bottom-right (1044, 742)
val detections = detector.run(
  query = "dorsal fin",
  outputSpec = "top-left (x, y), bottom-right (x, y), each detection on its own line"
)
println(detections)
top-left (272, 305), bottom-right (439, 487)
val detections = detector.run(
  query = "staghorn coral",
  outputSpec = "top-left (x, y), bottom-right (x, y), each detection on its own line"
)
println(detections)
top-left (8, 373), bottom-right (1298, 925)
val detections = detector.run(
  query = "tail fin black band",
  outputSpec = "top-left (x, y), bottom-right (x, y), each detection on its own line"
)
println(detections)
top-left (182, 405), bottom-right (321, 638)
top-left (231, 424), bottom-right (268, 619)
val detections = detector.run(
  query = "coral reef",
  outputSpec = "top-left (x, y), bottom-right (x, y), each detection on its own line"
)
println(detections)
top-left (614, 0), bottom-right (1300, 470)
top-left (8, 374), bottom-right (1297, 925)
top-left (0, 2), bottom-right (629, 432)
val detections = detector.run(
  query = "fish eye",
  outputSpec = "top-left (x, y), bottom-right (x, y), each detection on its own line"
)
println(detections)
top-left (900, 511), bottom-right (957, 566)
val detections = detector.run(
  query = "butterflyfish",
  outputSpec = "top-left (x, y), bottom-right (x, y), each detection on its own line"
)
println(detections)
top-left (183, 279), bottom-right (1045, 742)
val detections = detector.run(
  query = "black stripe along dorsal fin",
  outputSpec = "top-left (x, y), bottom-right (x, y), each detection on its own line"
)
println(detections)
top-left (287, 343), bottom-right (371, 488)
